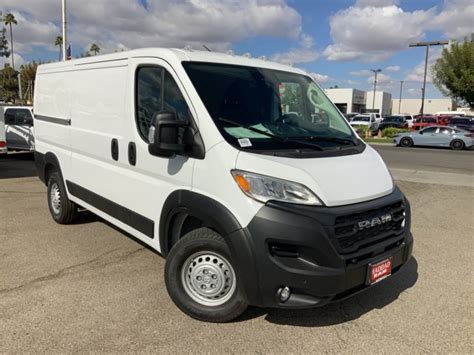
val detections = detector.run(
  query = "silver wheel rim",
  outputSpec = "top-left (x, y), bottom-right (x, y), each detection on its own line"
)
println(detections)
top-left (50, 182), bottom-right (61, 215)
top-left (181, 251), bottom-right (236, 306)
top-left (453, 141), bottom-right (462, 149)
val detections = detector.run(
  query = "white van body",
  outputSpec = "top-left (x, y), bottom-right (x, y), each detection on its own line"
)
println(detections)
top-left (0, 107), bottom-right (6, 154)
top-left (3, 106), bottom-right (35, 151)
top-left (34, 48), bottom-right (413, 322)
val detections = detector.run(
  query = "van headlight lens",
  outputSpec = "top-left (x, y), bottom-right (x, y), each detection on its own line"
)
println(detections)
top-left (231, 170), bottom-right (323, 206)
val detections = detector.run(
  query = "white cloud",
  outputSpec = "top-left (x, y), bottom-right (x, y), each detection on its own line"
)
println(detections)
top-left (309, 72), bottom-right (331, 83)
top-left (1, 0), bottom-right (303, 56)
top-left (323, 4), bottom-right (436, 61)
top-left (271, 33), bottom-right (318, 65)
top-left (350, 69), bottom-right (372, 76)
top-left (355, 0), bottom-right (400, 7)
top-left (432, 0), bottom-right (474, 40)
top-left (0, 53), bottom-right (25, 68)
top-left (405, 47), bottom-right (443, 83)
top-left (386, 65), bottom-right (400, 72)
top-left (367, 73), bottom-right (392, 84)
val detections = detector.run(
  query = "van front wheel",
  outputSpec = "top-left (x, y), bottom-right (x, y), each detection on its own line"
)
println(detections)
top-left (165, 228), bottom-right (248, 322)
top-left (47, 172), bottom-right (79, 224)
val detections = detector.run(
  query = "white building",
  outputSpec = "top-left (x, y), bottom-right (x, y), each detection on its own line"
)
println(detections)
top-left (325, 88), bottom-right (392, 115)
top-left (391, 98), bottom-right (457, 115)
top-left (324, 88), bottom-right (366, 114)
top-left (365, 91), bottom-right (392, 116)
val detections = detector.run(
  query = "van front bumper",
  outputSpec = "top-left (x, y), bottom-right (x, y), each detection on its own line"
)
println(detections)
top-left (228, 187), bottom-right (413, 308)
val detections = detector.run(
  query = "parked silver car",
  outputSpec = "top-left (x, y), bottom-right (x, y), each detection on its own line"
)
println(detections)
top-left (393, 125), bottom-right (473, 150)
top-left (2, 106), bottom-right (35, 152)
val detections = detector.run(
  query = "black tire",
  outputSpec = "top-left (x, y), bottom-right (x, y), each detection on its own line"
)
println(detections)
top-left (165, 228), bottom-right (248, 322)
top-left (450, 139), bottom-right (465, 151)
top-left (47, 171), bottom-right (79, 224)
top-left (400, 137), bottom-right (413, 147)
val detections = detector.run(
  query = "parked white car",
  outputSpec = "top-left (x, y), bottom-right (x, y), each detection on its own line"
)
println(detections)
top-left (3, 106), bottom-right (35, 151)
top-left (349, 114), bottom-right (380, 132)
top-left (33, 48), bottom-right (413, 322)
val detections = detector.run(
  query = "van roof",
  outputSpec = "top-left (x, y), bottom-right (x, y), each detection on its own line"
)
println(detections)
top-left (37, 47), bottom-right (307, 76)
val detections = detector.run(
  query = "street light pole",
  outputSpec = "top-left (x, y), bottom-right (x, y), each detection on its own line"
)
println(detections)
top-left (409, 40), bottom-right (448, 116)
top-left (398, 80), bottom-right (404, 114)
top-left (62, 0), bottom-right (67, 61)
top-left (370, 69), bottom-right (382, 111)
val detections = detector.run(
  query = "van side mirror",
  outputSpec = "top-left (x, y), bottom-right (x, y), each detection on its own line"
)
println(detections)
top-left (148, 111), bottom-right (188, 158)
top-left (419, 131), bottom-right (423, 135)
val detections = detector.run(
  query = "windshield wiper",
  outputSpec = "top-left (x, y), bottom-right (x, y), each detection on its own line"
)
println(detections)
top-left (289, 135), bottom-right (357, 146)
top-left (218, 117), bottom-right (323, 151)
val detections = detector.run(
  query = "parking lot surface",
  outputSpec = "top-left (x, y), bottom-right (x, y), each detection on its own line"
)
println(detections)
top-left (0, 152), bottom-right (473, 353)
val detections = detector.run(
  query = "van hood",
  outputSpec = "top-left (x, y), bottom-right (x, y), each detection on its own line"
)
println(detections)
top-left (235, 145), bottom-right (393, 207)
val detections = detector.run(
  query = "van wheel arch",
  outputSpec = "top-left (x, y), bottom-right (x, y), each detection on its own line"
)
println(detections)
top-left (160, 191), bottom-right (242, 256)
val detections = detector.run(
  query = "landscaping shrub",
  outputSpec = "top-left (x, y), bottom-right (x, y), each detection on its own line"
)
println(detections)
top-left (353, 125), bottom-right (369, 138)
top-left (381, 127), bottom-right (411, 138)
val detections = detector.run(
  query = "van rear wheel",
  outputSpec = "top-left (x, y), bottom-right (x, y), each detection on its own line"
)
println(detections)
top-left (165, 228), bottom-right (248, 322)
top-left (47, 172), bottom-right (79, 224)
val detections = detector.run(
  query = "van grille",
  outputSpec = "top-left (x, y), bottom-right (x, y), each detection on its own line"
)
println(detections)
top-left (332, 202), bottom-right (405, 255)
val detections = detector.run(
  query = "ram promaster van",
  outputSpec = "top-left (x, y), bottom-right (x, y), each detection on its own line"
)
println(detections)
top-left (34, 48), bottom-right (413, 322)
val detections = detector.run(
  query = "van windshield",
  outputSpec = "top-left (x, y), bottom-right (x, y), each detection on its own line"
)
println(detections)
top-left (183, 62), bottom-right (358, 152)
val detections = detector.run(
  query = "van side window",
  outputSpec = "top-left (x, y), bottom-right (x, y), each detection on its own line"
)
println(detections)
top-left (164, 71), bottom-right (191, 122)
top-left (136, 67), bottom-right (163, 140)
top-left (136, 67), bottom-right (191, 142)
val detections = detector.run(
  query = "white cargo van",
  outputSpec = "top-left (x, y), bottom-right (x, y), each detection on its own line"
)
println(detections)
top-left (34, 48), bottom-right (413, 322)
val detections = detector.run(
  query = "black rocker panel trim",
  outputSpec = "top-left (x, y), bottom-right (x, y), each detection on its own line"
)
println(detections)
top-left (66, 180), bottom-right (154, 238)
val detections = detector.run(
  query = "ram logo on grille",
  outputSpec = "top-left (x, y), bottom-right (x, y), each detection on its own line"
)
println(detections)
top-left (357, 214), bottom-right (392, 230)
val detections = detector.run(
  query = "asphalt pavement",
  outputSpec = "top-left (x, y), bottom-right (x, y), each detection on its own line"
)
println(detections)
top-left (0, 149), bottom-right (473, 353)
top-left (372, 145), bottom-right (474, 175)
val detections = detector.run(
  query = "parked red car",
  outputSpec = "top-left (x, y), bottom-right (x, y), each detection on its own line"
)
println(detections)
top-left (412, 115), bottom-right (438, 130)
top-left (437, 115), bottom-right (453, 126)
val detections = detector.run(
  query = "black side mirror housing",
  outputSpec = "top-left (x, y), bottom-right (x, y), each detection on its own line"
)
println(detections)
top-left (419, 131), bottom-right (423, 135)
top-left (148, 111), bottom-right (189, 158)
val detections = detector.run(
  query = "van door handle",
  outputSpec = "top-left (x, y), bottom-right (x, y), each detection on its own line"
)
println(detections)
top-left (128, 142), bottom-right (136, 166)
top-left (111, 139), bottom-right (119, 161)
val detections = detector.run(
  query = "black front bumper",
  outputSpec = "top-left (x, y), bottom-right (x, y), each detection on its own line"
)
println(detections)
top-left (228, 187), bottom-right (413, 308)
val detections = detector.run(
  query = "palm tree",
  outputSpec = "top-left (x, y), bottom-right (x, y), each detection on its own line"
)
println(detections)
top-left (90, 43), bottom-right (100, 56)
top-left (3, 13), bottom-right (17, 70)
top-left (54, 36), bottom-right (63, 61)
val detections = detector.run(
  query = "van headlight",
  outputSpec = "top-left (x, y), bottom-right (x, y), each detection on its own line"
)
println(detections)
top-left (231, 170), bottom-right (323, 206)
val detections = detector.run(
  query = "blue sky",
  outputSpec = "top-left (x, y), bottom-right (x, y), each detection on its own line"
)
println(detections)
top-left (2, 0), bottom-right (473, 99)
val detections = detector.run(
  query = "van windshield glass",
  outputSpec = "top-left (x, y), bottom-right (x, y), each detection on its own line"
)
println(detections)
top-left (183, 62), bottom-right (357, 151)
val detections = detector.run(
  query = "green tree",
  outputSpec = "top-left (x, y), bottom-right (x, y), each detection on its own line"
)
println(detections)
top-left (432, 35), bottom-right (474, 108)
top-left (0, 27), bottom-right (9, 59)
top-left (20, 61), bottom-right (40, 102)
top-left (54, 36), bottom-right (63, 61)
top-left (0, 65), bottom-right (18, 102)
top-left (90, 43), bottom-right (100, 55)
top-left (3, 13), bottom-right (17, 70)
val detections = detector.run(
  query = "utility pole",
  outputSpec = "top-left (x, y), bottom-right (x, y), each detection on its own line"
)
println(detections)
top-left (398, 80), bottom-right (404, 114)
top-left (409, 40), bottom-right (448, 116)
top-left (62, 0), bottom-right (67, 61)
top-left (18, 72), bottom-right (22, 100)
top-left (370, 69), bottom-right (382, 111)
